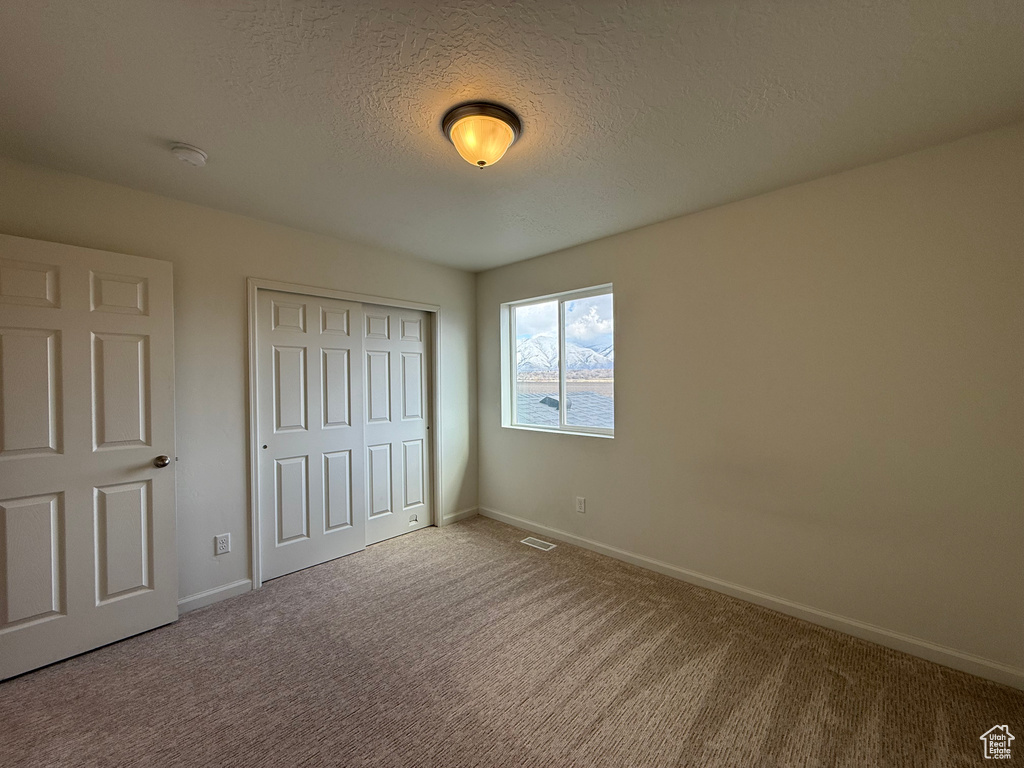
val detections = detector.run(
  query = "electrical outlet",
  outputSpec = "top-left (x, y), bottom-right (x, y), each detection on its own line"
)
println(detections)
top-left (575, 496), bottom-right (586, 514)
top-left (214, 533), bottom-right (230, 555)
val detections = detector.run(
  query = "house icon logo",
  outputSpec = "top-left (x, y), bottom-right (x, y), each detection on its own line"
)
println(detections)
top-left (980, 725), bottom-right (1014, 759)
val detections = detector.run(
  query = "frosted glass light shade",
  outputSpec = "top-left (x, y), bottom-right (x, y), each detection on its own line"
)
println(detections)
top-left (442, 103), bottom-right (521, 168)
top-left (449, 115), bottom-right (514, 167)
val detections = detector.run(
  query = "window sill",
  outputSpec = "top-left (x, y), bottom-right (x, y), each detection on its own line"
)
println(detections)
top-left (502, 424), bottom-right (614, 439)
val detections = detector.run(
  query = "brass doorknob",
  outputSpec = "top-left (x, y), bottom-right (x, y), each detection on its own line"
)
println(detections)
top-left (153, 455), bottom-right (171, 468)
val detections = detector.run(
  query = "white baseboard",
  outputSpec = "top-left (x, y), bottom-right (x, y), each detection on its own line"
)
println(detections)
top-left (441, 507), bottom-right (478, 525)
top-left (479, 507), bottom-right (1024, 691)
top-left (177, 579), bottom-right (253, 614)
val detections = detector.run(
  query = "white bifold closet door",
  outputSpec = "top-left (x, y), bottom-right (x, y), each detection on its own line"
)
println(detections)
top-left (256, 291), bottom-right (431, 582)
top-left (0, 234), bottom-right (178, 681)
top-left (362, 303), bottom-right (432, 546)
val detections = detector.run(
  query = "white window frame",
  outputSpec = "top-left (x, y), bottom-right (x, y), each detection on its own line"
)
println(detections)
top-left (501, 284), bottom-right (614, 438)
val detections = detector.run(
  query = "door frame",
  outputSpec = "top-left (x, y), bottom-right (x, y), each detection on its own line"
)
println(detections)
top-left (246, 277), bottom-right (444, 589)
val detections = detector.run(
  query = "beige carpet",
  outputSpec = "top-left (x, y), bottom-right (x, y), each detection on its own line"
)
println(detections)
top-left (1, 517), bottom-right (1021, 767)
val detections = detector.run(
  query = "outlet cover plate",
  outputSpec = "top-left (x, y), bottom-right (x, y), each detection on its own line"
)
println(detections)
top-left (214, 533), bottom-right (230, 555)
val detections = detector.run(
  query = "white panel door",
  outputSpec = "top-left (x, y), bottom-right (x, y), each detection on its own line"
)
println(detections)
top-left (257, 290), bottom-right (366, 580)
top-left (0, 234), bottom-right (177, 680)
top-left (363, 305), bottom-right (432, 545)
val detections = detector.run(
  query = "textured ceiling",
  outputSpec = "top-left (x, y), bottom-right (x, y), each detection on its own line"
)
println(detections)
top-left (0, 1), bottom-right (1022, 271)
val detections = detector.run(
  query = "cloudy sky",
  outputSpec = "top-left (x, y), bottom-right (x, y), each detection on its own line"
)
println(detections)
top-left (515, 293), bottom-right (614, 350)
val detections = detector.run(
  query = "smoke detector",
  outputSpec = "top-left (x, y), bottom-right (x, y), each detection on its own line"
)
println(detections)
top-left (170, 143), bottom-right (208, 167)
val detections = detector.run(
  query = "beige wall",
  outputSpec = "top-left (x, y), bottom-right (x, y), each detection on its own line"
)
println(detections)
top-left (0, 156), bottom-right (478, 604)
top-left (477, 123), bottom-right (1024, 684)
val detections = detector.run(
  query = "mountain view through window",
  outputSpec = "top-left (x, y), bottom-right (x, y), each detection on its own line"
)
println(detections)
top-left (513, 292), bottom-right (613, 431)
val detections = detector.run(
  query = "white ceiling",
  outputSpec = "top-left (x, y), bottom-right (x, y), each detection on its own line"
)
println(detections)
top-left (1, 1), bottom-right (1021, 271)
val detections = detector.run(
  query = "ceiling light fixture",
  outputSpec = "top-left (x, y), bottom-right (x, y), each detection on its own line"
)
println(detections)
top-left (442, 103), bottom-right (521, 169)
top-left (170, 143), bottom-right (208, 167)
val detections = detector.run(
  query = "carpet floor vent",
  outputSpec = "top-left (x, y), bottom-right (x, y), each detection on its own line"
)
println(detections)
top-left (521, 537), bottom-right (557, 551)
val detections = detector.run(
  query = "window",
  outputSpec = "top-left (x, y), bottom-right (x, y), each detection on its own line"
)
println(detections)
top-left (502, 285), bottom-right (614, 436)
